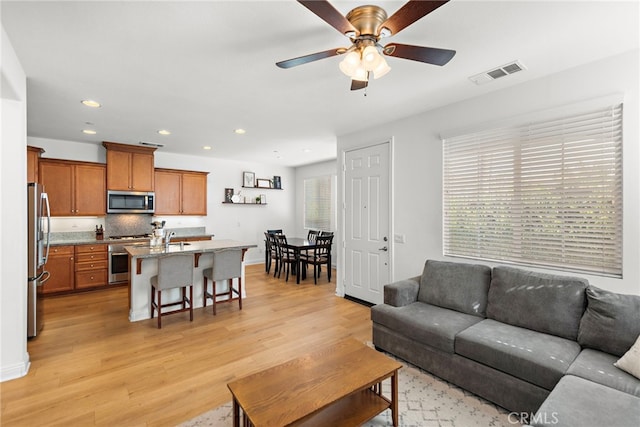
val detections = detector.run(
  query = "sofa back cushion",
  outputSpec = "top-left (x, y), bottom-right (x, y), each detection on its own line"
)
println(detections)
top-left (487, 266), bottom-right (588, 340)
top-left (418, 260), bottom-right (491, 317)
top-left (578, 286), bottom-right (640, 356)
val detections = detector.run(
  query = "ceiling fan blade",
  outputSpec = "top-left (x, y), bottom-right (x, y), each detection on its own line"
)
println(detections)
top-left (379, 1), bottom-right (449, 36)
top-left (350, 79), bottom-right (368, 91)
top-left (276, 48), bottom-right (345, 69)
top-left (298, 0), bottom-right (357, 36)
top-left (383, 43), bottom-right (456, 66)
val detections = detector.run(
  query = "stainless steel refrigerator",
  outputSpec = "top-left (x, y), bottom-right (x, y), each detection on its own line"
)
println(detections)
top-left (27, 182), bottom-right (51, 338)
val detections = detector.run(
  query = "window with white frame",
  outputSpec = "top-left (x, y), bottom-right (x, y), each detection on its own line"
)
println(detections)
top-left (443, 103), bottom-right (623, 277)
top-left (304, 175), bottom-right (333, 231)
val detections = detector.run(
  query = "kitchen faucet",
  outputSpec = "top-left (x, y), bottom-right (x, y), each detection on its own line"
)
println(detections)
top-left (165, 231), bottom-right (176, 248)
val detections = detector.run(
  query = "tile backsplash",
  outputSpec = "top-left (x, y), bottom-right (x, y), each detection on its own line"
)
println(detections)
top-left (105, 214), bottom-right (154, 237)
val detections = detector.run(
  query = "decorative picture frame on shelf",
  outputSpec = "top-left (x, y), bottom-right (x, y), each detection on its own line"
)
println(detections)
top-left (273, 175), bottom-right (282, 189)
top-left (243, 171), bottom-right (255, 187)
top-left (256, 178), bottom-right (271, 188)
top-left (224, 188), bottom-right (234, 203)
top-left (260, 194), bottom-right (266, 204)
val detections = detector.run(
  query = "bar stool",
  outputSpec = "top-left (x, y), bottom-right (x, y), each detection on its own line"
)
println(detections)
top-left (150, 253), bottom-right (194, 329)
top-left (203, 248), bottom-right (243, 315)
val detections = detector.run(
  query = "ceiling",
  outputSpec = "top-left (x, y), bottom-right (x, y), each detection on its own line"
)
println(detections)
top-left (2, 1), bottom-right (638, 167)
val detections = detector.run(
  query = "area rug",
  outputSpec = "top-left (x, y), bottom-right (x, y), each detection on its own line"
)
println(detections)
top-left (179, 354), bottom-right (520, 427)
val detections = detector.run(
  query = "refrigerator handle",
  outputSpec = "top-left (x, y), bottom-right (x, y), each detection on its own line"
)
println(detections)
top-left (42, 192), bottom-right (51, 265)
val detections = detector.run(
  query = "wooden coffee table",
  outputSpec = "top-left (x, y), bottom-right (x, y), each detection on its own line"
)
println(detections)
top-left (227, 339), bottom-right (402, 426)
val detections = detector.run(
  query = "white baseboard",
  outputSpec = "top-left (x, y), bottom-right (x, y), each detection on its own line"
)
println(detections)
top-left (0, 354), bottom-right (30, 382)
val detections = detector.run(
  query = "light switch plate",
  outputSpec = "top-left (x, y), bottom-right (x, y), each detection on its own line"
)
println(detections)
top-left (394, 234), bottom-right (405, 243)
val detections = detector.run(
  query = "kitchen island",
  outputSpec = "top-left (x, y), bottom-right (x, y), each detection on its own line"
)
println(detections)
top-left (125, 239), bottom-right (257, 322)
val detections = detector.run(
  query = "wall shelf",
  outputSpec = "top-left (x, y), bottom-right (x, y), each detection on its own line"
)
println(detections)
top-left (221, 202), bottom-right (267, 205)
top-left (241, 186), bottom-right (283, 190)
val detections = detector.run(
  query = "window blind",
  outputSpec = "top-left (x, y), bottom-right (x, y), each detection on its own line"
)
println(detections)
top-left (304, 175), bottom-right (332, 231)
top-left (443, 103), bottom-right (623, 277)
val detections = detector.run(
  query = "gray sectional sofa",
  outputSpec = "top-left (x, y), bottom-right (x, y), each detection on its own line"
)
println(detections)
top-left (371, 260), bottom-right (640, 426)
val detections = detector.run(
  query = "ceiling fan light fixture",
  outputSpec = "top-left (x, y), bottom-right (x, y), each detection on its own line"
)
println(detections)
top-left (362, 45), bottom-right (382, 71)
top-left (352, 66), bottom-right (369, 82)
top-left (373, 57), bottom-right (391, 79)
top-left (339, 51), bottom-right (361, 76)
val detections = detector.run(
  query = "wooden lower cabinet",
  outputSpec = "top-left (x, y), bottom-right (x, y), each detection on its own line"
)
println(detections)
top-left (45, 244), bottom-right (110, 294)
top-left (44, 245), bottom-right (75, 293)
top-left (75, 245), bottom-right (108, 289)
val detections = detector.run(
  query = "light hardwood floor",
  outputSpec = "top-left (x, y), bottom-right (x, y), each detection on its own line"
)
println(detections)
top-left (1, 264), bottom-right (372, 426)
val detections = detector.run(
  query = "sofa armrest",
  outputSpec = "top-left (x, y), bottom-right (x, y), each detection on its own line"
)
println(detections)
top-left (384, 276), bottom-right (420, 307)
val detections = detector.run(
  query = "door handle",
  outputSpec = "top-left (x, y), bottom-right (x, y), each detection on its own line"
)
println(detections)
top-left (378, 246), bottom-right (388, 251)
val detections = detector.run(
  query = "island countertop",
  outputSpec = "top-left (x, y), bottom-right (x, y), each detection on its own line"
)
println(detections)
top-left (125, 239), bottom-right (257, 259)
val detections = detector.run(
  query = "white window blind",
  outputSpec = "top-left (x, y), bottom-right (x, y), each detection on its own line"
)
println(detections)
top-left (443, 103), bottom-right (623, 277)
top-left (304, 175), bottom-right (332, 231)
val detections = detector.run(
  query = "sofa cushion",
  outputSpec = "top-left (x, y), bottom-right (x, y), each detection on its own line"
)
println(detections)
top-left (383, 277), bottom-right (420, 307)
top-left (418, 260), bottom-right (491, 317)
top-left (455, 319), bottom-right (581, 390)
top-left (530, 375), bottom-right (640, 427)
top-left (616, 335), bottom-right (640, 380)
top-left (577, 286), bottom-right (640, 357)
top-left (371, 302), bottom-right (483, 353)
top-left (566, 348), bottom-right (640, 397)
top-left (486, 266), bottom-right (587, 340)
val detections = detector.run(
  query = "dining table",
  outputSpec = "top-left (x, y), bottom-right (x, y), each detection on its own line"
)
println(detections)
top-left (282, 237), bottom-right (324, 284)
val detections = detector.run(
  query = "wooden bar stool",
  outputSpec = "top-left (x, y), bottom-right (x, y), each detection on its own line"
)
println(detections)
top-left (203, 248), bottom-right (243, 315)
top-left (150, 253), bottom-right (194, 329)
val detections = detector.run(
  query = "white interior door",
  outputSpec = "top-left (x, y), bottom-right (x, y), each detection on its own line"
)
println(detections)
top-left (344, 142), bottom-right (390, 305)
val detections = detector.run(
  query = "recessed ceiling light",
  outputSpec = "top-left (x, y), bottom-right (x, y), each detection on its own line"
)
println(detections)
top-left (303, 149), bottom-right (311, 153)
top-left (203, 146), bottom-right (212, 150)
top-left (234, 128), bottom-right (246, 135)
top-left (82, 129), bottom-right (97, 135)
top-left (81, 100), bottom-right (101, 108)
top-left (157, 129), bottom-right (171, 135)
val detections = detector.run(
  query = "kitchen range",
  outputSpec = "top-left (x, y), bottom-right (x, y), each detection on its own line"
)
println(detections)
top-left (107, 235), bottom-right (151, 284)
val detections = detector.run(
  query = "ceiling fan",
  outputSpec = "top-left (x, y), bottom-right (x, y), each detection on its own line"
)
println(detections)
top-left (276, 0), bottom-right (456, 91)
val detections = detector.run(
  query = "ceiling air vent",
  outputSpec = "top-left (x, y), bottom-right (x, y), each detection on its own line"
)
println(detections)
top-left (139, 141), bottom-right (164, 148)
top-left (469, 60), bottom-right (526, 85)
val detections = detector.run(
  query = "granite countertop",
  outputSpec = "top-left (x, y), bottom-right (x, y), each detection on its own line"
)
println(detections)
top-left (49, 228), bottom-right (213, 246)
top-left (125, 239), bottom-right (257, 258)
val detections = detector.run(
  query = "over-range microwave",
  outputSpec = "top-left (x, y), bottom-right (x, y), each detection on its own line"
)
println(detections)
top-left (107, 191), bottom-right (155, 214)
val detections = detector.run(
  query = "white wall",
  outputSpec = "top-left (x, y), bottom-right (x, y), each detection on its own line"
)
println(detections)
top-left (1, 26), bottom-right (30, 381)
top-left (337, 49), bottom-right (640, 296)
top-left (27, 136), bottom-right (296, 265)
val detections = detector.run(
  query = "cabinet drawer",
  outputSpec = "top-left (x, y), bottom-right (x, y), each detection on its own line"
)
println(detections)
top-left (50, 245), bottom-right (75, 256)
top-left (75, 244), bottom-right (107, 254)
top-left (75, 269), bottom-right (107, 288)
top-left (75, 252), bottom-right (108, 263)
top-left (75, 259), bottom-right (108, 272)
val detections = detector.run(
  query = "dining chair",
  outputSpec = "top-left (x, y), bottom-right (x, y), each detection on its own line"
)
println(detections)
top-left (307, 229), bottom-right (319, 242)
top-left (301, 234), bottom-right (334, 284)
top-left (274, 234), bottom-right (298, 282)
top-left (203, 248), bottom-right (243, 315)
top-left (150, 253), bottom-right (194, 329)
top-left (319, 230), bottom-right (334, 236)
top-left (264, 232), bottom-right (280, 275)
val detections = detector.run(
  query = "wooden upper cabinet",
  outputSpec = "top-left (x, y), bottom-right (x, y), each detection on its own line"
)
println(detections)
top-left (154, 168), bottom-right (208, 215)
top-left (103, 141), bottom-right (156, 191)
top-left (154, 169), bottom-right (182, 215)
top-left (181, 172), bottom-right (207, 215)
top-left (27, 146), bottom-right (45, 183)
top-left (39, 159), bottom-right (106, 216)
